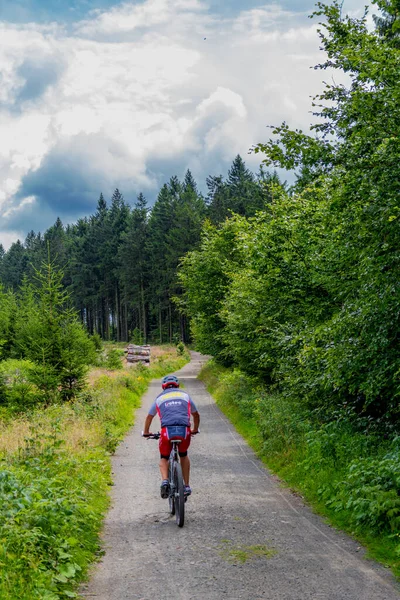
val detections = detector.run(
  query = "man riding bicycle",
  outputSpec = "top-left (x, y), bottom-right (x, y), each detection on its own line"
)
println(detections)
top-left (143, 374), bottom-right (200, 498)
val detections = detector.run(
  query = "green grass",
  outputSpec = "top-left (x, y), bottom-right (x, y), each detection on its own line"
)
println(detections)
top-left (0, 347), bottom-right (189, 599)
top-left (218, 540), bottom-right (277, 564)
top-left (199, 360), bottom-right (400, 579)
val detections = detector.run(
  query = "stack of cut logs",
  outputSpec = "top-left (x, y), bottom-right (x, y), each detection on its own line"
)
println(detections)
top-left (125, 344), bottom-right (151, 364)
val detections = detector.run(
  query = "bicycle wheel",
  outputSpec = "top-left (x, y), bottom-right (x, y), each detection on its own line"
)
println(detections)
top-left (168, 460), bottom-right (175, 516)
top-left (173, 462), bottom-right (185, 527)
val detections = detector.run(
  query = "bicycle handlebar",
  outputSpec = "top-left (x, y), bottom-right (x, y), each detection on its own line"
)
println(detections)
top-left (142, 430), bottom-right (200, 439)
top-left (142, 431), bottom-right (160, 439)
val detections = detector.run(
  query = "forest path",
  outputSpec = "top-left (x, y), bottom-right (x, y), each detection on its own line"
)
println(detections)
top-left (81, 352), bottom-right (400, 600)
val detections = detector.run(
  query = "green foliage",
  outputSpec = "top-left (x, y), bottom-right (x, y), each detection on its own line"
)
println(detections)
top-left (90, 333), bottom-right (103, 352)
top-left (179, 2), bottom-right (400, 428)
top-left (0, 156), bottom-right (277, 347)
top-left (178, 218), bottom-right (248, 360)
top-left (0, 450), bottom-right (108, 600)
top-left (0, 285), bottom-right (17, 360)
top-left (0, 359), bottom-right (41, 410)
top-left (372, 0), bottom-right (400, 41)
top-left (325, 442), bottom-right (400, 536)
top-left (176, 341), bottom-right (185, 356)
top-left (130, 328), bottom-right (144, 345)
top-left (4, 260), bottom-right (97, 403)
top-left (200, 362), bottom-right (400, 576)
top-left (0, 351), bottom-right (189, 598)
top-left (105, 348), bottom-right (124, 370)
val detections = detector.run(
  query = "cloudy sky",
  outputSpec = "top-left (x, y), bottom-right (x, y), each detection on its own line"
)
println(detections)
top-left (0, 0), bottom-right (369, 248)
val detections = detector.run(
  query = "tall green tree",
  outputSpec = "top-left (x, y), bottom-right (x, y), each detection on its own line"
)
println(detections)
top-left (178, 218), bottom-right (246, 360)
top-left (0, 284), bottom-right (17, 360)
top-left (0, 241), bottom-right (28, 291)
top-left (13, 260), bottom-right (96, 400)
top-left (249, 0), bottom-right (400, 418)
top-left (207, 156), bottom-right (271, 224)
top-left (119, 193), bottom-right (149, 341)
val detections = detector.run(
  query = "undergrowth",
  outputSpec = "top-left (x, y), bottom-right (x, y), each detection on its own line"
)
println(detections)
top-left (0, 346), bottom-right (188, 599)
top-left (199, 360), bottom-right (400, 579)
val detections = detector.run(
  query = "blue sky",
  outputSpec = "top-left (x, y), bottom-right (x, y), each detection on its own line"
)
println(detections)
top-left (0, 0), bottom-right (368, 248)
top-left (1, 0), bottom-right (318, 23)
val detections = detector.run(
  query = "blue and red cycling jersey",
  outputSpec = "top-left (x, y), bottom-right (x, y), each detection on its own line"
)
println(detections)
top-left (148, 389), bottom-right (198, 427)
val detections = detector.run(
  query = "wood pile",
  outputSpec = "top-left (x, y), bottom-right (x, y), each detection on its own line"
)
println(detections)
top-left (125, 344), bottom-right (151, 364)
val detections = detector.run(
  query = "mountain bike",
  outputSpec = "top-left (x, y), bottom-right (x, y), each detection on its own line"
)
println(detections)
top-left (144, 432), bottom-right (197, 528)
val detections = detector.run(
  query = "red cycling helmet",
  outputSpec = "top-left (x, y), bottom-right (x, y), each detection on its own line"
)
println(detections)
top-left (162, 375), bottom-right (180, 390)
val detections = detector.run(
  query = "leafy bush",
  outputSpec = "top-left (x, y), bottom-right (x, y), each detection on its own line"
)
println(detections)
top-left (90, 333), bottom-right (103, 352)
top-left (325, 441), bottom-right (400, 535)
top-left (176, 341), bottom-right (185, 356)
top-left (130, 328), bottom-right (144, 345)
top-left (0, 449), bottom-right (109, 600)
top-left (105, 348), bottom-right (124, 370)
top-left (0, 359), bottom-right (42, 410)
top-left (200, 361), bottom-right (400, 575)
top-left (255, 393), bottom-right (310, 457)
top-left (0, 349), bottom-right (189, 598)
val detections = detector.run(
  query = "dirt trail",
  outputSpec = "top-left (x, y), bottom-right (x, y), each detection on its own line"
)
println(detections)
top-left (81, 352), bottom-right (400, 600)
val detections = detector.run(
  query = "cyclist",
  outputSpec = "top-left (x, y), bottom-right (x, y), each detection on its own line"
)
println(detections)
top-left (143, 374), bottom-right (200, 498)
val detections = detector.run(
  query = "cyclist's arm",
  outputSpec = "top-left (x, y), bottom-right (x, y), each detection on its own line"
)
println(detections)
top-left (192, 411), bottom-right (200, 434)
top-left (143, 413), bottom-right (154, 435)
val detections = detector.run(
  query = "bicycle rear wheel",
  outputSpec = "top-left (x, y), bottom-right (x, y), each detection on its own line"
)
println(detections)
top-left (168, 460), bottom-right (175, 515)
top-left (173, 462), bottom-right (185, 527)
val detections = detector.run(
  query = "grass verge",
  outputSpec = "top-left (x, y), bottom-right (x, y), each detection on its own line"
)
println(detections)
top-left (0, 345), bottom-right (189, 600)
top-left (199, 359), bottom-right (400, 579)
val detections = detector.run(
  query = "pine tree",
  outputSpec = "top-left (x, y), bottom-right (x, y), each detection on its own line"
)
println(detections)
top-left (105, 189), bottom-right (130, 340)
top-left (13, 260), bottom-right (96, 401)
top-left (0, 244), bottom-right (4, 282)
top-left (206, 175), bottom-right (229, 224)
top-left (43, 218), bottom-right (68, 282)
top-left (226, 155), bottom-right (264, 217)
top-left (0, 240), bottom-right (28, 290)
top-left (119, 193), bottom-right (149, 341)
top-left (184, 169), bottom-right (198, 193)
top-left (147, 184), bottom-right (175, 342)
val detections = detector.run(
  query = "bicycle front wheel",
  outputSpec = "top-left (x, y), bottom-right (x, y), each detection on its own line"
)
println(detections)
top-left (173, 462), bottom-right (185, 527)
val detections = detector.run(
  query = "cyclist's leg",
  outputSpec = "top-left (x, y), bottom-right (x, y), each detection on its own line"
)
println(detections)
top-left (159, 457), bottom-right (169, 480)
top-left (178, 428), bottom-right (192, 485)
top-left (159, 428), bottom-right (172, 480)
top-left (180, 454), bottom-right (190, 485)
top-left (159, 429), bottom-right (172, 499)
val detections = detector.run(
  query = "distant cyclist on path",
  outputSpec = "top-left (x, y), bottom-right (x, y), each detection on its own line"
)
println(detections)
top-left (142, 375), bottom-right (200, 498)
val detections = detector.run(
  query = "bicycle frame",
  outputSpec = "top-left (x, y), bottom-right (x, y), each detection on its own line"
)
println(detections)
top-left (169, 439), bottom-right (181, 465)
top-left (168, 439), bottom-right (185, 526)
top-left (144, 431), bottom-right (199, 528)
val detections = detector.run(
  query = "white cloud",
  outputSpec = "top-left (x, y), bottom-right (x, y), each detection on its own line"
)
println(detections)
top-left (0, 0), bottom-right (367, 243)
top-left (77, 0), bottom-right (208, 36)
top-left (233, 3), bottom-right (299, 34)
top-left (197, 87), bottom-right (247, 119)
top-left (0, 230), bottom-right (26, 251)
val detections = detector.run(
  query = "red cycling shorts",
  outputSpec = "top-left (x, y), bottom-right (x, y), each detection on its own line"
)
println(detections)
top-left (159, 426), bottom-right (191, 458)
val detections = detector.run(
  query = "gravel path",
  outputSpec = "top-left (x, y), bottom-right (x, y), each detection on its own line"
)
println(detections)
top-left (81, 352), bottom-right (400, 600)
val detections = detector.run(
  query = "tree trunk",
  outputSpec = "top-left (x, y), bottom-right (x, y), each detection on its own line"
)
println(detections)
top-left (159, 303), bottom-right (162, 344)
top-left (141, 281), bottom-right (146, 343)
top-left (124, 298), bottom-right (128, 342)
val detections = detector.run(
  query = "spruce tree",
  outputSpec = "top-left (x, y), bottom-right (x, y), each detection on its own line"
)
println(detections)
top-left (184, 169), bottom-right (198, 193)
top-left (13, 260), bottom-right (96, 401)
top-left (0, 240), bottom-right (28, 290)
top-left (119, 193), bottom-right (149, 341)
